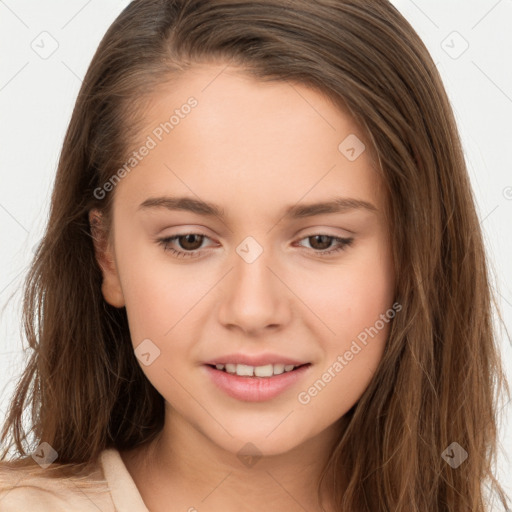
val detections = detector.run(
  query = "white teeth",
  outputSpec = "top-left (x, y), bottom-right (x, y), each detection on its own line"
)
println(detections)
top-left (236, 364), bottom-right (254, 376)
top-left (273, 364), bottom-right (285, 375)
top-left (225, 363), bottom-right (237, 374)
top-left (254, 364), bottom-right (273, 377)
top-left (217, 363), bottom-right (301, 377)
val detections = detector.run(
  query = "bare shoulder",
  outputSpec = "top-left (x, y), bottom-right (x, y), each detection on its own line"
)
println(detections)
top-left (0, 457), bottom-right (114, 512)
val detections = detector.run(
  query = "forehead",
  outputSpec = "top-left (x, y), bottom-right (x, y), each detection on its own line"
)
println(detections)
top-left (113, 64), bottom-right (385, 221)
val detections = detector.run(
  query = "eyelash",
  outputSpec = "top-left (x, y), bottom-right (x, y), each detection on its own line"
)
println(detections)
top-left (156, 233), bottom-right (354, 259)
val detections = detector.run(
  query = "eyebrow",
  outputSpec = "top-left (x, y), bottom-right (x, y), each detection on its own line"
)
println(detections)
top-left (138, 195), bottom-right (378, 219)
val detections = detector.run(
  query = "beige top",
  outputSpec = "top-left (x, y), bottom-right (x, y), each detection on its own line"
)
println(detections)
top-left (0, 448), bottom-right (149, 511)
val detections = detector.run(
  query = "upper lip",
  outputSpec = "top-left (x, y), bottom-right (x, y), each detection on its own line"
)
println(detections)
top-left (204, 353), bottom-right (310, 367)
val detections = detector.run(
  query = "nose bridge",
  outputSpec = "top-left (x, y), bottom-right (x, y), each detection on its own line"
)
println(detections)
top-left (217, 235), bottom-right (289, 333)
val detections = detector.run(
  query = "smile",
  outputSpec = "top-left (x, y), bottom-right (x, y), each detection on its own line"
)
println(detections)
top-left (209, 362), bottom-right (306, 378)
top-left (203, 363), bottom-right (312, 402)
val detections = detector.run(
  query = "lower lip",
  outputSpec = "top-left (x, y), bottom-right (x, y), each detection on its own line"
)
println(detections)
top-left (203, 364), bottom-right (311, 402)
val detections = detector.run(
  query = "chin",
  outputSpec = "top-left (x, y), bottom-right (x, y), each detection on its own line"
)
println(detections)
top-left (204, 420), bottom-right (312, 460)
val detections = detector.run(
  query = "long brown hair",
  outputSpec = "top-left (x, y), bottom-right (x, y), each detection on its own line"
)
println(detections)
top-left (1, 1), bottom-right (510, 510)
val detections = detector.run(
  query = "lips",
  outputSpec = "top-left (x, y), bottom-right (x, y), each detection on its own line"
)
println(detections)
top-left (203, 361), bottom-right (312, 402)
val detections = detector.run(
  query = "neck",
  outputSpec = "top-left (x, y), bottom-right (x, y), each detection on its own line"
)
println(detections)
top-left (121, 405), bottom-right (344, 512)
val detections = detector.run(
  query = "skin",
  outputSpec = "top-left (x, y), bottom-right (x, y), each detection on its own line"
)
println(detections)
top-left (90, 64), bottom-right (396, 512)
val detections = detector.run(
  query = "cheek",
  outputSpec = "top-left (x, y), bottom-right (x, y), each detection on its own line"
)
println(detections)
top-left (115, 246), bottom-right (201, 396)
top-left (301, 236), bottom-right (394, 395)
top-left (115, 237), bottom-right (206, 344)
top-left (305, 236), bottom-right (394, 340)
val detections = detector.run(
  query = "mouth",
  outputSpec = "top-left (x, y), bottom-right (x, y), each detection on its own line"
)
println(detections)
top-left (205, 362), bottom-right (311, 378)
top-left (203, 362), bottom-right (312, 402)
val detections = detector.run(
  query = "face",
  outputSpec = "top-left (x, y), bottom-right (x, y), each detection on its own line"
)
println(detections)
top-left (92, 64), bottom-right (396, 458)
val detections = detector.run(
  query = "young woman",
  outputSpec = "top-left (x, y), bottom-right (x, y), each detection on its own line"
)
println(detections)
top-left (1, 1), bottom-right (509, 511)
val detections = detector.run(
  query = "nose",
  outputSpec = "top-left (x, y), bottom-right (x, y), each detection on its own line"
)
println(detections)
top-left (217, 244), bottom-right (291, 336)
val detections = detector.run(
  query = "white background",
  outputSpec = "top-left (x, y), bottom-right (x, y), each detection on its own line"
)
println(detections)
top-left (0, 0), bottom-right (511, 503)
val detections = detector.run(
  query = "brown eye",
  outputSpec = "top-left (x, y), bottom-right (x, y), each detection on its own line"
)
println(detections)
top-left (307, 235), bottom-right (334, 250)
top-left (157, 233), bottom-right (211, 258)
top-left (176, 234), bottom-right (205, 251)
top-left (296, 234), bottom-right (354, 256)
